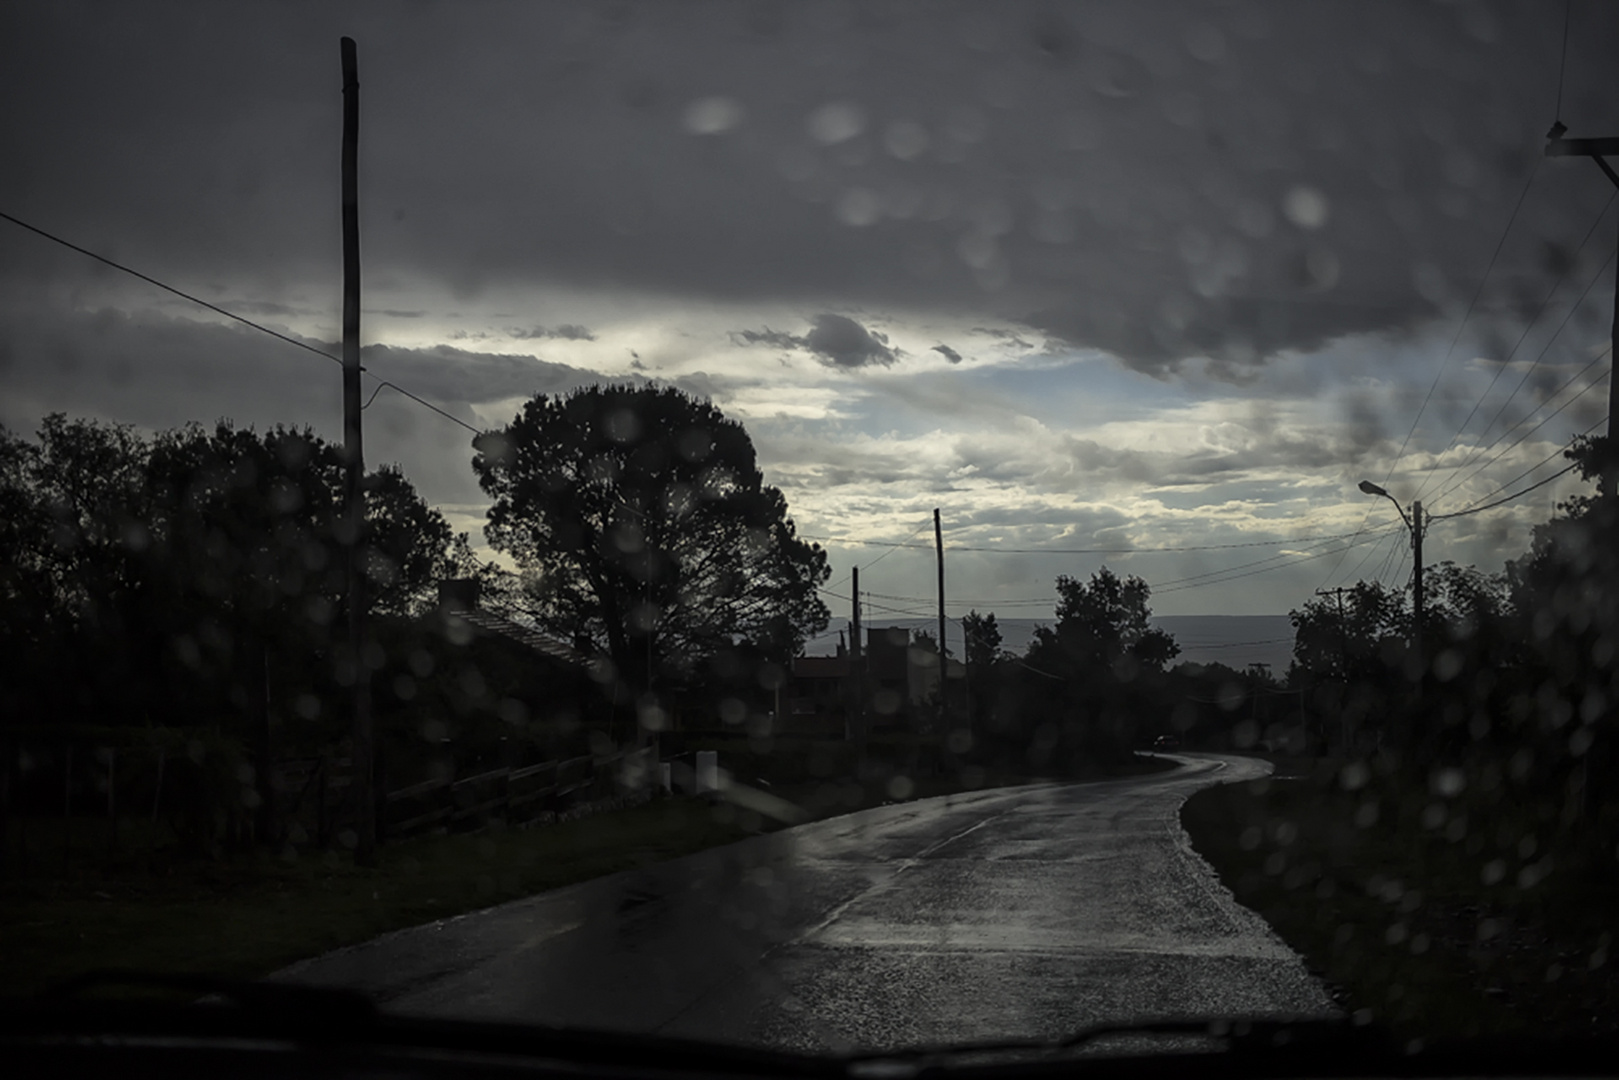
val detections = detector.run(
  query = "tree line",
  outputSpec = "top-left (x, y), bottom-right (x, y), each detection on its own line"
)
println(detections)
top-left (1281, 437), bottom-right (1618, 865)
top-left (0, 386), bottom-right (833, 856)
top-left (6, 384), bottom-right (1610, 868)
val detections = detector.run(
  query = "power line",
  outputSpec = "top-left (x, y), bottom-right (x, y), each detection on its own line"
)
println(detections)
top-left (830, 523), bottom-right (1407, 607)
top-left (1431, 460), bottom-right (1581, 521)
top-left (1, 208), bottom-right (344, 368)
top-left (1372, 529), bottom-right (1405, 588)
top-left (1148, 525), bottom-right (1404, 592)
top-left (1429, 358), bottom-right (1609, 509)
top-left (1342, 520), bottom-right (1402, 586)
top-left (861, 518), bottom-right (935, 571)
top-left (801, 527), bottom-right (1396, 555)
top-left (1152, 531), bottom-right (1404, 596)
top-left (1383, 157), bottom-right (1544, 488)
top-left (1445, 414), bottom-right (1606, 514)
top-left (1425, 251), bottom-right (1616, 502)
top-left (361, 379), bottom-right (483, 436)
top-left (821, 516), bottom-right (935, 598)
top-left (0, 206), bottom-right (485, 438)
top-left (1414, 193), bottom-right (1615, 502)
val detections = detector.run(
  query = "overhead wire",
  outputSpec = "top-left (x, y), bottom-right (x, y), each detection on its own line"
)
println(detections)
top-left (800, 527), bottom-right (1399, 555)
top-left (1153, 530), bottom-right (1409, 595)
top-left (1424, 249), bottom-right (1616, 503)
top-left (1342, 519), bottom-right (1404, 586)
top-left (822, 522), bottom-right (1410, 611)
top-left (1382, 157), bottom-right (1545, 489)
top-left (1, 208), bottom-right (344, 369)
top-left (1372, 530), bottom-right (1405, 589)
top-left (1431, 460), bottom-right (1581, 521)
top-left (1428, 353), bottom-right (1609, 508)
top-left (0, 207), bottom-right (486, 438)
top-left (820, 515), bottom-right (935, 598)
top-left (1413, 193), bottom-right (1615, 502)
top-left (1323, 151), bottom-right (1550, 593)
top-left (1441, 413), bottom-right (1606, 515)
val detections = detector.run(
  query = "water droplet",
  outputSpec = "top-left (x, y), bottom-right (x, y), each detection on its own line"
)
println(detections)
top-left (807, 101), bottom-right (866, 144)
top-left (682, 96), bottom-right (744, 135)
top-left (1282, 186), bottom-right (1329, 229)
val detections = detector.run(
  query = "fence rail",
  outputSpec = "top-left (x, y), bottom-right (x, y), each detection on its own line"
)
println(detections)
top-left (0, 733), bottom-right (662, 871)
top-left (372, 749), bottom-right (651, 841)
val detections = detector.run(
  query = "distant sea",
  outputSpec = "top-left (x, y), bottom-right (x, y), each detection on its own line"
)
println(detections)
top-left (805, 614), bottom-right (1296, 674)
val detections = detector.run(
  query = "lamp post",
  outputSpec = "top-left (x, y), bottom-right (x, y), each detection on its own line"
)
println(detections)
top-left (1358, 480), bottom-right (1424, 674)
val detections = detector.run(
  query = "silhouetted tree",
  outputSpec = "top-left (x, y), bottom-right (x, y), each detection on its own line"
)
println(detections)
top-left (0, 414), bottom-right (477, 852)
top-left (472, 385), bottom-right (830, 701)
top-left (961, 609), bottom-right (1002, 670)
top-left (1022, 567), bottom-right (1179, 765)
top-left (1029, 567), bottom-right (1179, 680)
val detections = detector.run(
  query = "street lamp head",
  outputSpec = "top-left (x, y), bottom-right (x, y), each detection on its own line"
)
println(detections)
top-left (1358, 480), bottom-right (1389, 498)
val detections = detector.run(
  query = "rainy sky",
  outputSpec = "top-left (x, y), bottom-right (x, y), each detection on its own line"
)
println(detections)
top-left (2, 0), bottom-right (1616, 626)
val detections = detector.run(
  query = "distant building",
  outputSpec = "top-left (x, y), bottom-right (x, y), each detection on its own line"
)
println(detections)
top-left (787, 652), bottom-right (852, 736)
top-left (787, 625), bottom-right (965, 737)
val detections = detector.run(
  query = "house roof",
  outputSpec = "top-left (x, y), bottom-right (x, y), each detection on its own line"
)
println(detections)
top-left (793, 655), bottom-right (850, 679)
top-left (454, 608), bottom-right (588, 668)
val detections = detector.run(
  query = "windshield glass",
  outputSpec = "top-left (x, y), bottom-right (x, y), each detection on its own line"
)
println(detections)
top-left (2, 0), bottom-right (1616, 1057)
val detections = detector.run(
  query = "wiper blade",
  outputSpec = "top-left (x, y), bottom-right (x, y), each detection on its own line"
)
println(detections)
top-left (13, 969), bottom-right (843, 1077)
top-left (845, 1015), bottom-right (1372, 1071)
top-left (846, 1015), bottom-right (1619, 1078)
top-left (40, 968), bottom-right (378, 1030)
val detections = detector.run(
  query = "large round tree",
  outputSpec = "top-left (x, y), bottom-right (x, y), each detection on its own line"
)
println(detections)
top-left (472, 385), bottom-right (830, 694)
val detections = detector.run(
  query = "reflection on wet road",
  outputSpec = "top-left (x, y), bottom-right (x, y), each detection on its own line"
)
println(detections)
top-left (276, 753), bottom-right (1336, 1051)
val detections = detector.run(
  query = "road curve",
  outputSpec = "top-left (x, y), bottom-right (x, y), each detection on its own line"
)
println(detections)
top-left (276, 753), bottom-right (1336, 1051)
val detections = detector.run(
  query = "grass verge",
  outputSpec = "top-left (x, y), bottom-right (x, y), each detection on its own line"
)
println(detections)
top-left (1180, 759), bottom-right (1617, 1039)
top-left (4, 751), bottom-right (1172, 999)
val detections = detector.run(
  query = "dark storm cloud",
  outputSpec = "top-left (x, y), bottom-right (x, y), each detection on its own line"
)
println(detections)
top-left (971, 328), bottom-right (1037, 350)
top-left (509, 323), bottom-right (596, 341)
top-left (932, 344), bottom-right (965, 364)
top-left (733, 313), bottom-right (898, 368)
top-left (733, 328), bottom-right (804, 351)
top-left (355, 342), bottom-right (595, 405)
top-left (0, 1), bottom-right (1613, 380)
top-left (803, 314), bottom-right (896, 368)
top-left (0, 303), bottom-right (598, 503)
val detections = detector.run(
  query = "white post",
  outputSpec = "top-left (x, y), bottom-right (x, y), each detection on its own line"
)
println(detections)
top-left (695, 750), bottom-right (719, 795)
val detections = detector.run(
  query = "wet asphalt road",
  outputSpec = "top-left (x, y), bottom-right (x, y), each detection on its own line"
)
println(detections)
top-left (276, 753), bottom-right (1337, 1051)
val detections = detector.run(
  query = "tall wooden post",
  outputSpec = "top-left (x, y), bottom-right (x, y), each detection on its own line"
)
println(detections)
top-left (1411, 500), bottom-right (1424, 677)
top-left (934, 509), bottom-right (947, 731)
top-left (1545, 133), bottom-right (1619, 501)
top-left (341, 37), bottom-right (375, 865)
top-left (850, 565), bottom-right (862, 746)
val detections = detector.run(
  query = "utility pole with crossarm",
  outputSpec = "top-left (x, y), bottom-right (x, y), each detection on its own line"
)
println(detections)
top-left (1545, 125), bottom-right (1619, 499)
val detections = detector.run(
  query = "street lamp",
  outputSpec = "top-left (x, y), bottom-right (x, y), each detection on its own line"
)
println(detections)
top-left (1358, 480), bottom-right (1424, 673)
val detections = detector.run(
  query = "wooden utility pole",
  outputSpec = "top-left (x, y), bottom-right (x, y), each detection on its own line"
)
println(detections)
top-left (1411, 500), bottom-right (1425, 675)
top-left (850, 565), bottom-right (861, 662)
top-left (340, 37), bottom-right (375, 865)
top-left (1317, 583), bottom-right (1354, 753)
top-left (1546, 129), bottom-right (1619, 498)
top-left (1546, 126), bottom-right (1619, 823)
top-left (934, 509), bottom-right (947, 732)
top-left (849, 565), bottom-right (862, 745)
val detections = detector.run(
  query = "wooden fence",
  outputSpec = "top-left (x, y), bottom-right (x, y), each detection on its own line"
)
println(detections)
top-left (299, 745), bottom-right (660, 843)
top-left (0, 733), bottom-right (661, 870)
